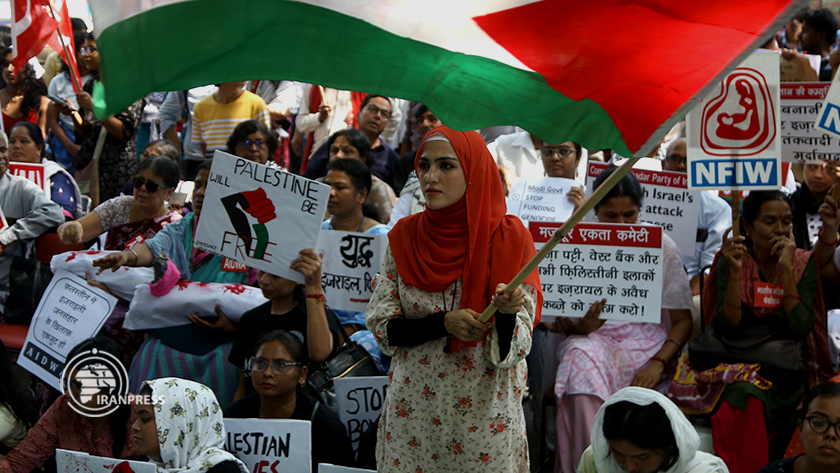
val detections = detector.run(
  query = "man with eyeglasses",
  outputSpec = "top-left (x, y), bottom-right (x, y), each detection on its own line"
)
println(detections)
top-left (662, 138), bottom-right (731, 296)
top-left (758, 382), bottom-right (840, 473)
top-left (304, 94), bottom-right (402, 192)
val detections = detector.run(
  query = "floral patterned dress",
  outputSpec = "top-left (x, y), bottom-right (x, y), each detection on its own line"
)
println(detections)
top-left (366, 248), bottom-right (537, 473)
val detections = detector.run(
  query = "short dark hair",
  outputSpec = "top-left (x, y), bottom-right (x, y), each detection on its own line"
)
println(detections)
top-left (254, 330), bottom-right (308, 365)
top-left (603, 401), bottom-right (679, 470)
top-left (226, 119), bottom-right (278, 159)
top-left (328, 128), bottom-right (375, 170)
top-left (592, 165), bottom-right (644, 211)
top-left (195, 160), bottom-right (213, 176)
top-left (137, 155), bottom-right (180, 189)
top-left (10, 122), bottom-right (45, 157)
top-left (360, 94), bottom-right (391, 112)
top-left (327, 157), bottom-right (372, 196)
top-left (70, 18), bottom-right (87, 33)
top-left (413, 104), bottom-right (429, 119)
top-left (803, 8), bottom-right (839, 47)
top-left (800, 382), bottom-right (840, 421)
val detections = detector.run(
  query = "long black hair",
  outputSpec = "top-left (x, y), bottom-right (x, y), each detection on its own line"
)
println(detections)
top-left (328, 128), bottom-right (376, 170)
top-left (592, 166), bottom-right (644, 212)
top-left (602, 401), bottom-right (679, 471)
top-left (0, 46), bottom-right (47, 115)
top-left (0, 339), bottom-right (37, 429)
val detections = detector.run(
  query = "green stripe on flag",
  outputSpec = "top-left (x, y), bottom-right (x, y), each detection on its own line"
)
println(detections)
top-left (96, 0), bottom-right (631, 155)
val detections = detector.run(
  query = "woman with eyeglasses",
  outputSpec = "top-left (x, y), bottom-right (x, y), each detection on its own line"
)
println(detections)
top-left (8, 121), bottom-right (83, 219)
top-left (226, 119), bottom-right (278, 166)
top-left (758, 382), bottom-right (840, 473)
top-left (0, 47), bottom-right (48, 140)
top-left (540, 141), bottom-right (587, 219)
top-left (224, 330), bottom-right (354, 469)
top-left (72, 33), bottom-right (144, 203)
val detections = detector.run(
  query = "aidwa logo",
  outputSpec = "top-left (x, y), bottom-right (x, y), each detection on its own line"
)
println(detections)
top-left (700, 67), bottom-right (776, 156)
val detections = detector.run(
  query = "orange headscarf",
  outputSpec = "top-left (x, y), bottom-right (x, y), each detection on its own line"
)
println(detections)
top-left (389, 126), bottom-right (542, 351)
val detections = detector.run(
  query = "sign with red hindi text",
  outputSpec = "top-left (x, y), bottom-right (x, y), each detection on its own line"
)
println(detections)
top-left (531, 222), bottom-right (662, 323)
top-left (9, 162), bottom-right (48, 192)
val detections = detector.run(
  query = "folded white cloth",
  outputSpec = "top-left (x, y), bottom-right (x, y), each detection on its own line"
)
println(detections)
top-left (50, 250), bottom-right (154, 301)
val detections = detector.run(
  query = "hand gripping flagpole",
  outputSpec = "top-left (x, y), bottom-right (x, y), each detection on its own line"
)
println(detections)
top-left (46, 3), bottom-right (82, 92)
top-left (478, 156), bottom-right (642, 323)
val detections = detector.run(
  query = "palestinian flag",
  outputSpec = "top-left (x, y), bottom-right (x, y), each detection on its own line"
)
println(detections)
top-left (89, 0), bottom-right (806, 156)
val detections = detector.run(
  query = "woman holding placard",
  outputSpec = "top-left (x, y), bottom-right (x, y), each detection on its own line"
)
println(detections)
top-left (224, 330), bottom-right (354, 468)
top-left (366, 126), bottom-right (541, 471)
top-left (134, 378), bottom-right (248, 473)
top-left (671, 190), bottom-right (832, 473)
top-left (546, 166), bottom-right (694, 473)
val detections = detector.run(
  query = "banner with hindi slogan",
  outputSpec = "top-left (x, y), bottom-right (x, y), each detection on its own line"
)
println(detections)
top-left (314, 231), bottom-right (388, 313)
top-left (225, 419), bottom-right (311, 473)
top-left (780, 82), bottom-right (837, 161)
top-left (815, 72), bottom-right (840, 144)
top-left (57, 449), bottom-right (157, 473)
top-left (505, 176), bottom-right (579, 223)
top-left (531, 221), bottom-right (662, 323)
top-left (8, 162), bottom-right (49, 192)
top-left (585, 162), bottom-right (699, 258)
top-left (194, 150), bottom-right (330, 283)
top-left (687, 51), bottom-right (782, 190)
top-left (334, 377), bottom-right (388, 458)
top-left (17, 269), bottom-right (118, 390)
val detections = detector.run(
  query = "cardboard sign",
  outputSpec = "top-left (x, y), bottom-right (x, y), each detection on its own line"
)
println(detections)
top-left (532, 222), bottom-right (662, 323)
top-left (585, 162), bottom-right (699, 258)
top-left (333, 376), bottom-right (388, 457)
top-left (754, 282), bottom-right (783, 309)
top-left (315, 231), bottom-right (388, 312)
top-left (687, 51), bottom-right (781, 190)
top-left (194, 150), bottom-right (330, 283)
top-left (8, 162), bottom-right (49, 192)
top-left (225, 419), bottom-right (311, 473)
top-left (780, 83), bottom-right (837, 161)
top-left (17, 270), bottom-right (117, 390)
top-left (57, 449), bottom-right (157, 473)
top-left (505, 176), bottom-right (579, 223)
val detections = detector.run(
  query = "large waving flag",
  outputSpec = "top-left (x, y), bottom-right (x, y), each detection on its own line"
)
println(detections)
top-left (88, 0), bottom-right (805, 156)
top-left (13, 0), bottom-right (82, 90)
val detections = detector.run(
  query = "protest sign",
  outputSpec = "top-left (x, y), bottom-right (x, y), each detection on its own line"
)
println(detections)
top-left (505, 176), bottom-right (579, 223)
top-left (334, 376), bottom-right (388, 456)
top-left (8, 162), bottom-right (49, 192)
top-left (815, 71), bottom-right (840, 145)
top-left (17, 270), bottom-right (117, 390)
top-left (319, 465), bottom-right (375, 473)
top-left (0, 206), bottom-right (6, 231)
top-left (57, 449), bottom-right (157, 473)
top-left (779, 83), bottom-right (837, 161)
top-left (531, 221), bottom-right (662, 323)
top-left (585, 162), bottom-right (699, 258)
top-left (687, 51), bottom-right (781, 190)
top-left (225, 419), bottom-right (311, 473)
top-left (315, 231), bottom-right (388, 312)
top-left (194, 150), bottom-right (330, 283)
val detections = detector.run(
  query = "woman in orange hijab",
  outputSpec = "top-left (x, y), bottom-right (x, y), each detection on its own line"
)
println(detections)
top-left (365, 126), bottom-right (542, 472)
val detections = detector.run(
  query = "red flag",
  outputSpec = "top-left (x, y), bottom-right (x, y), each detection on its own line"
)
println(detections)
top-left (12, 0), bottom-right (81, 91)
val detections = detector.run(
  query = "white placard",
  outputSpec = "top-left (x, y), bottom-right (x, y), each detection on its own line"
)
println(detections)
top-left (315, 231), bottom-right (388, 312)
top-left (17, 269), bottom-right (117, 390)
top-left (815, 71), bottom-right (840, 147)
top-left (585, 162), bottom-right (699, 258)
top-left (781, 83), bottom-right (837, 161)
top-left (319, 465), bottom-right (375, 473)
top-left (687, 51), bottom-right (782, 190)
top-left (0, 206), bottom-right (6, 231)
top-left (57, 449), bottom-right (157, 473)
top-left (531, 222), bottom-right (662, 323)
top-left (194, 150), bottom-right (330, 283)
top-left (333, 376), bottom-right (388, 456)
top-left (8, 162), bottom-right (49, 192)
top-left (225, 419), bottom-right (311, 473)
top-left (505, 176), bottom-right (578, 223)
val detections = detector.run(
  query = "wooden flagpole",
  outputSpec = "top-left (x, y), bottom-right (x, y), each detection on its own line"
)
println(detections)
top-left (478, 156), bottom-right (642, 323)
top-left (46, 4), bottom-right (82, 92)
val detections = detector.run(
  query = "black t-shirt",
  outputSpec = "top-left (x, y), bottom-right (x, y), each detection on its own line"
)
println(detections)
top-left (224, 392), bottom-right (354, 468)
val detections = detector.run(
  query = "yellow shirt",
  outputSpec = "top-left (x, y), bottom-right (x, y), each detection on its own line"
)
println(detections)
top-left (192, 90), bottom-right (270, 158)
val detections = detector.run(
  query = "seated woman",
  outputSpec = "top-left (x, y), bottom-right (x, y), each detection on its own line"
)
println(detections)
top-left (92, 161), bottom-right (252, 408)
top-left (120, 139), bottom-right (192, 202)
top-left (134, 378), bottom-right (247, 473)
top-left (9, 121), bottom-right (83, 219)
top-left (0, 130), bottom-right (64, 313)
top-left (226, 119), bottom-right (279, 166)
top-left (546, 166), bottom-right (695, 473)
top-left (578, 387), bottom-right (728, 473)
top-left (671, 190), bottom-right (833, 473)
top-left (225, 330), bottom-right (354, 468)
top-left (228, 250), bottom-right (344, 399)
top-left (758, 382), bottom-right (840, 473)
top-left (325, 128), bottom-right (397, 223)
top-left (0, 338), bottom-right (136, 473)
top-left (0, 340), bottom-right (35, 457)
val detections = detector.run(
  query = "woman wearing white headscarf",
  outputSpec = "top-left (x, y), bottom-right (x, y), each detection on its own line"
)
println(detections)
top-left (579, 387), bottom-right (728, 473)
top-left (132, 378), bottom-right (248, 473)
